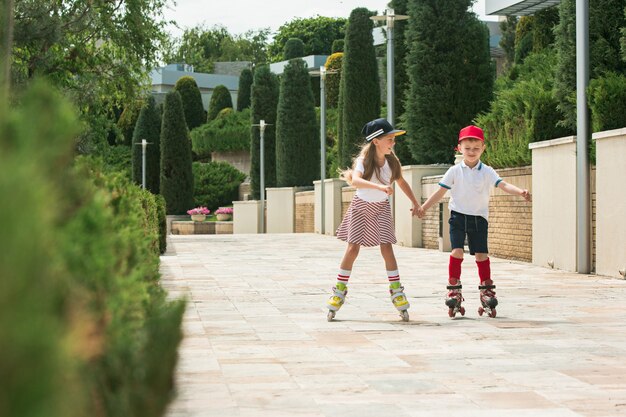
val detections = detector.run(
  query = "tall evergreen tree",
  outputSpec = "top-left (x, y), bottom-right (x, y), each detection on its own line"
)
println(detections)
top-left (499, 16), bottom-right (518, 70)
top-left (275, 59), bottom-right (319, 186)
top-left (160, 91), bottom-right (194, 214)
top-left (249, 65), bottom-right (279, 199)
top-left (132, 95), bottom-right (161, 194)
top-left (324, 52), bottom-right (343, 108)
top-left (404, 0), bottom-right (493, 164)
top-left (174, 76), bottom-right (205, 131)
top-left (207, 85), bottom-right (233, 121)
top-left (339, 7), bottom-right (381, 168)
top-left (284, 38), bottom-right (305, 59)
top-left (236, 68), bottom-right (253, 110)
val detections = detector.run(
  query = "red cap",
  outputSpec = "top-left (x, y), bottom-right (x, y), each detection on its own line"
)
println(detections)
top-left (458, 125), bottom-right (484, 143)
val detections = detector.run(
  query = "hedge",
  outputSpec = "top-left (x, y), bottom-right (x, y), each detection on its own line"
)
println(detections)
top-left (191, 108), bottom-right (251, 158)
top-left (192, 161), bottom-right (247, 211)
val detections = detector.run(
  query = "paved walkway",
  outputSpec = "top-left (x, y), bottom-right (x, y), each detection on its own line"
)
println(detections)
top-left (161, 234), bottom-right (626, 417)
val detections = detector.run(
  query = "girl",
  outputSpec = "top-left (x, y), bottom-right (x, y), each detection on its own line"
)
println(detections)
top-left (326, 118), bottom-right (422, 322)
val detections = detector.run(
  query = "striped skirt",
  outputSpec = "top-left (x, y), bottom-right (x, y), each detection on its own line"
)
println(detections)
top-left (336, 196), bottom-right (396, 247)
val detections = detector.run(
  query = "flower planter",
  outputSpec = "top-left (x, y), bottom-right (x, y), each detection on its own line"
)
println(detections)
top-left (216, 213), bottom-right (232, 221)
top-left (190, 214), bottom-right (206, 222)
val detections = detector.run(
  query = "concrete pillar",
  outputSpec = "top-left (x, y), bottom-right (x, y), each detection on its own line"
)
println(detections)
top-left (593, 128), bottom-right (626, 278)
top-left (266, 187), bottom-right (296, 233)
top-left (529, 136), bottom-right (577, 271)
top-left (233, 200), bottom-right (263, 234)
top-left (314, 178), bottom-right (344, 235)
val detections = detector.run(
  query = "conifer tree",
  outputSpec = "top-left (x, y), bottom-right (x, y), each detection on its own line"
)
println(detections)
top-left (132, 95), bottom-right (161, 194)
top-left (207, 85), bottom-right (233, 121)
top-left (236, 68), bottom-right (253, 110)
top-left (174, 76), bottom-right (205, 131)
top-left (160, 91), bottom-right (194, 214)
top-left (284, 38), bottom-right (305, 59)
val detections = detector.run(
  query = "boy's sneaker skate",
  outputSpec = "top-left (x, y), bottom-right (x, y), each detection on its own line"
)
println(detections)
top-left (478, 280), bottom-right (498, 318)
top-left (446, 280), bottom-right (465, 318)
top-left (326, 284), bottom-right (347, 321)
top-left (389, 283), bottom-right (410, 322)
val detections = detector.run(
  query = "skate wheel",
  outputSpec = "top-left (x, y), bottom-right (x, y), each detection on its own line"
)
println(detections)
top-left (400, 310), bottom-right (409, 322)
top-left (448, 308), bottom-right (456, 318)
top-left (460, 307), bottom-right (465, 316)
top-left (327, 310), bottom-right (335, 322)
top-left (478, 307), bottom-right (484, 316)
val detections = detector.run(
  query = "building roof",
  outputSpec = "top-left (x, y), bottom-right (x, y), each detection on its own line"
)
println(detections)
top-left (150, 64), bottom-right (239, 90)
top-left (486, 0), bottom-right (561, 16)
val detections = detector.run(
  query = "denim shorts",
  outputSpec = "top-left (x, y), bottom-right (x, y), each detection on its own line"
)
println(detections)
top-left (449, 210), bottom-right (489, 255)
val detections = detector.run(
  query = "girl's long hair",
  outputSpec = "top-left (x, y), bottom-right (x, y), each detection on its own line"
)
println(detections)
top-left (341, 140), bottom-right (402, 185)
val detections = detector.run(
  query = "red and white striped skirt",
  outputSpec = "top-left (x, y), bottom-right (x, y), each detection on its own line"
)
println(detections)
top-left (336, 196), bottom-right (396, 247)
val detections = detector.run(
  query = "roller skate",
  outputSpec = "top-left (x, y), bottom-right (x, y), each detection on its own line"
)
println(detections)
top-left (389, 283), bottom-right (410, 322)
top-left (326, 284), bottom-right (347, 321)
top-left (478, 280), bottom-right (498, 318)
top-left (446, 280), bottom-right (465, 318)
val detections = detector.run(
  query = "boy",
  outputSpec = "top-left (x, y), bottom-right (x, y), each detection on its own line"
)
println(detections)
top-left (418, 125), bottom-right (531, 318)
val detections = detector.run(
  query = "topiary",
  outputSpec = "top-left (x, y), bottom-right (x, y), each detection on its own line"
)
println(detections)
top-left (174, 76), bottom-right (205, 131)
top-left (207, 85), bottom-right (233, 122)
top-left (192, 161), bottom-right (247, 211)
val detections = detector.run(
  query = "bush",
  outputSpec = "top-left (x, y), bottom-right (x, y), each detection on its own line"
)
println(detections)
top-left (284, 38), bottom-right (305, 59)
top-left (588, 72), bottom-right (626, 132)
top-left (175, 76), bottom-right (205, 131)
top-left (331, 39), bottom-right (344, 53)
top-left (207, 85), bottom-right (233, 121)
top-left (324, 52), bottom-right (343, 108)
top-left (190, 108), bottom-right (250, 158)
top-left (101, 144), bottom-right (132, 177)
top-left (155, 194), bottom-right (167, 254)
top-left (192, 161), bottom-right (246, 211)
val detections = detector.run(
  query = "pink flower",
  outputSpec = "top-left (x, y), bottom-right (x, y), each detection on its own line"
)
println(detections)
top-left (215, 207), bottom-right (233, 215)
top-left (187, 207), bottom-right (211, 215)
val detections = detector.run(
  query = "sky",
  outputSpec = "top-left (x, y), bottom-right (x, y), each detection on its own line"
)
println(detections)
top-left (162, 0), bottom-right (496, 38)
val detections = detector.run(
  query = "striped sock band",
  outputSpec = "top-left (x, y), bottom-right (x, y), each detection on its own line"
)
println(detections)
top-left (336, 269), bottom-right (351, 289)
top-left (387, 270), bottom-right (400, 288)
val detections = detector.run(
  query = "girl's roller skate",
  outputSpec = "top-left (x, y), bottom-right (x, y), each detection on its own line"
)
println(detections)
top-left (446, 280), bottom-right (465, 318)
top-left (478, 280), bottom-right (498, 318)
top-left (389, 284), bottom-right (410, 322)
top-left (326, 284), bottom-right (347, 321)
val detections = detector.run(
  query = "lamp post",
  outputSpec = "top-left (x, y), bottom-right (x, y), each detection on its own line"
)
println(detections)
top-left (253, 120), bottom-right (270, 233)
top-left (134, 139), bottom-right (151, 189)
top-left (371, 8), bottom-right (409, 126)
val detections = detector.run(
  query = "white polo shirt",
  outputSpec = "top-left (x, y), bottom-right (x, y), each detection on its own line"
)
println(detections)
top-left (439, 160), bottom-right (502, 220)
top-left (354, 157), bottom-right (391, 202)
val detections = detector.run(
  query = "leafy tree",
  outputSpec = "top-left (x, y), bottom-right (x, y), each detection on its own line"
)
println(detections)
top-left (207, 85), bottom-right (233, 121)
top-left (132, 96), bottom-right (161, 194)
top-left (174, 76), bottom-right (205, 131)
top-left (269, 16), bottom-right (347, 62)
top-left (276, 59), bottom-right (319, 186)
top-left (404, 0), bottom-right (493, 164)
top-left (117, 101), bottom-right (143, 146)
top-left (160, 91), bottom-right (194, 214)
top-left (250, 65), bottom-right (279, 199)
top-left (324, 53), bottom-right (343, 108)
top-left (236, 68), bottom-right (253, 110)
top-left (338, 7), bottom-right (380, 168)
top-left (284, 38), bottom-right (305, 59)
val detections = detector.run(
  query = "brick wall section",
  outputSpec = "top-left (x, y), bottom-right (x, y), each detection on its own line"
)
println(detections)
top-left (421, 166), bottom-right (533, 262)
top-left (295, 191), bottom-right (314, 233)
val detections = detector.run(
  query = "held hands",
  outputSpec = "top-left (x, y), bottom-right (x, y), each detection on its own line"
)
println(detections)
top-left (520, 189), bottom-right (532, 202)
top-left (410, 203), bottom-right (424, 218)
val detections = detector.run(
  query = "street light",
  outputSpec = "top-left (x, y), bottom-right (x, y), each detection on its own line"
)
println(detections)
top-left (252, 120), bottom-right (270, 233)
top-left (134, 139), bottom-right (151, 189)
top-left (371, 8), bottom-right (409, 126)
top-left (310, 65), bottom-right (338, 235)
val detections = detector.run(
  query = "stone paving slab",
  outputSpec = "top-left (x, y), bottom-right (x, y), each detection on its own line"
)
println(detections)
top-left (161, 234), bottom-right (626, 417)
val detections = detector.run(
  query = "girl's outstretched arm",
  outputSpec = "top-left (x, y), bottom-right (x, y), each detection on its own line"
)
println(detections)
top-left (395, 176), bottom-right (421, 216)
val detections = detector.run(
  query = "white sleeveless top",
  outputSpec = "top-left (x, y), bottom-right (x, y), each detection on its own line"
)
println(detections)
top-left (354, 157), bottom-right (391, 202)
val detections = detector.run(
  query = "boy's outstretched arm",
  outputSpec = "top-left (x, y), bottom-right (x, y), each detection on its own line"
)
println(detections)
top-left (498, 181), bottom-right (532, 202)
top-left (418, 187), bottom-right (448, 218)
top-left (395, 176), bottom-right (422, 216)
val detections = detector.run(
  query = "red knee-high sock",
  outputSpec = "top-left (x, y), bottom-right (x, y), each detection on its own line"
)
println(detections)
top-left (476, 258), bottom-right (491, 283)
top-left (448, 256), bottom-right (463, 284)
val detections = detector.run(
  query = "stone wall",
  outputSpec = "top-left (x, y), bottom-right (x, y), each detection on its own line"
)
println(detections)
top-left (295, 191), bottom-right (314, 233)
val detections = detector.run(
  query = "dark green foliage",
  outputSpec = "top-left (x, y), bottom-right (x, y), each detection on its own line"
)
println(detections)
top-left (390, 0), bottom-right (410, 120)
top-left (324, 53), bottom-right (343, 108)
top-left (174, 76), bottom-right (205, 131)
top-left (191, 108), bottom-right (251, 158)
top-left (155, 194), bottom-right (167, 254)
top-left (622, 6), bottom-right (626, 61)
top-left (554, 0), bottom-right (577, 130)
top-left (332, 39), bottom-right (344, 53)
top-left (160, 91), bottom-right (194, 214)
top-left (532, 6), bottom-right (560, 52)
top-left (192, 161), bottom-right (246, 211)
top-left (284, 38), bottom-right (305, 59)
top-left (0, 80), bottom-right (183, 417)
top-left (339, 7), bottom-right (381, 168)
top-left (269, 16), bottom-right (347, 61)
top-left (102, 144), bottom-right (132, 177)
top-left (404, 0), bottom-right (493, 164)
top-left (132, 96), bottom-right (161, 194)
top-left (117, 101), bottom-right (143, 146)
top-left (250, 65), bottom-right (279, 199)
top-left (207, 85), bottom-right (233, 121)
top-left (515, 29), bottom-right (534, 64)
top-left (588, 72), bottom-right (626, 132)
top-left (500, 16), bottom-right (518, 70)
top-left (276, 59), bottom-right (320, 186)
top-left (236, 68), bottom-right (253, 110)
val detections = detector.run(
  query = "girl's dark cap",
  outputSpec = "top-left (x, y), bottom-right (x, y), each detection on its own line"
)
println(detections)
top-left (361, 118), bottom-right (406, 142)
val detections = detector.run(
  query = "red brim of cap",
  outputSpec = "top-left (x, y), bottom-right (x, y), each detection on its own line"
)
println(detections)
top-left (458, 135), bottom-right (484, 142)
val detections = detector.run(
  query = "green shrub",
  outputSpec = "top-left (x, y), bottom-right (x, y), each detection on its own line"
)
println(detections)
top-left (588, 72), bottom-right (626, 132)
top-left (175, 76), bottom-right (205, 131)
top-left (284, 38), bottom-right (305, 59)
top-left (101, 144), bottom-right (132, 177)
top-left (155, 194), bottom-right (167, 254)
top-left (207, 85), bottom-right (233, 121)
top-left (331, 39), bottom-right (344, 53)
top-left (192, 161), bottom-right (246, 211)
top-left (324, 52), bottom-right (343, 108)
top-left (191, 108), bottom-right (250, 158)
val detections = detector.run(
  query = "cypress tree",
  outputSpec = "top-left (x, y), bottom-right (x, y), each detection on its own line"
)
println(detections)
top-left (284, 38), bottom-right (305, 59)
top-left (132, 95), bottom-right (161, 194)
top-left (160, 91), bottom-right (194, 214)
top-left (339, 7), bottom-right (381, 168)
top-left (275, 59), bottom-right (319, 187)
top-left (207, 85), bottom-right (233, 121)
top-left (249, 65), bottom-right (279, 199)
top-left (174, 76), bottom-right (205, 131)
top-left (236, 68), bottom-right (253, 111)
top-left (404, 0), bottom-right (493, 164)
top-left (324, 53), bottom-right (343, 108)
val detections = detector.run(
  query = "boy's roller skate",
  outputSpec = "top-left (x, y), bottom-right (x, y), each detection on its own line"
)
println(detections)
top-left (389, 283), bottom-right (410, 322)
top-left (326, 284), bottom-right (347, 321)
top-left (478, 280), bottom-right (498, 318)
top-left (446, 280), bottom-right (465, 318)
